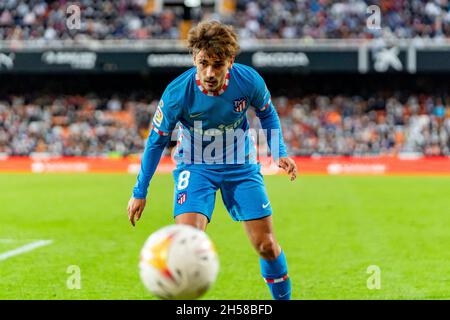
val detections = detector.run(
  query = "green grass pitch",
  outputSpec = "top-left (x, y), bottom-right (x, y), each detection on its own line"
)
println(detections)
top-left (1, 173), bottom-right (450, 299)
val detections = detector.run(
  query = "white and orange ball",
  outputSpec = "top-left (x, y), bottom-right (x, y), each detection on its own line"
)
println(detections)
top-left (139, 224), bottom-right (219, 300)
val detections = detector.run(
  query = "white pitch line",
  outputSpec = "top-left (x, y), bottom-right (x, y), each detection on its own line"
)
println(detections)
top-left (0, 240), bottom-right (53, 261)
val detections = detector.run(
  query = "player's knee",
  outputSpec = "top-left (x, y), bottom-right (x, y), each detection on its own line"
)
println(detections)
top-left (175, 212), bottom-right (208, 231)
top-left (255, 237), bottom-right (278, 260)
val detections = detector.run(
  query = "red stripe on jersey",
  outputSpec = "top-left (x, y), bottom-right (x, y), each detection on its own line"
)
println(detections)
top-left (260, 98), bottom-right (271, 112)
top-left (264, 274), bottom-right (289, 284)
top-left (195, 70), bottom-right (230, 96)
top-left (151, 125), bottom-right (170, 136)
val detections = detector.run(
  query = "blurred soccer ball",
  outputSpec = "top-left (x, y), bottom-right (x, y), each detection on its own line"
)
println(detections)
top-left (139, 224), bottom-right (219, 300)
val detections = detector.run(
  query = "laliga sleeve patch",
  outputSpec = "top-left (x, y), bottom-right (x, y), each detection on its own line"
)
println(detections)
top-left (153, 106), bottom-right (164, 127)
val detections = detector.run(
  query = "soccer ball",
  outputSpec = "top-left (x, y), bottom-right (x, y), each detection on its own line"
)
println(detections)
top-left (139, 224), bottom-right (219, 300)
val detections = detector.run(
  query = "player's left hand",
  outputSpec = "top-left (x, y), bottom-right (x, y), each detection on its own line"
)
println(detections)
top-left (277, 157), bottom-right (297, 181)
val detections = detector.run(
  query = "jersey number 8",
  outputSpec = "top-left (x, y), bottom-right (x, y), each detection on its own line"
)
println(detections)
top-left (177, 170), bottom-right (190, 190)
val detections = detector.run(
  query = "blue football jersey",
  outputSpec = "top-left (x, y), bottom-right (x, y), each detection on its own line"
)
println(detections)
top-left (133, 63), bottom-right (287, 198)
top-left (150, 63), bottom-right (284, 165)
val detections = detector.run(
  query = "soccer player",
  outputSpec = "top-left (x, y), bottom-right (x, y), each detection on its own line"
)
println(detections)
top-left (128, 20), bottom-right (297, 300)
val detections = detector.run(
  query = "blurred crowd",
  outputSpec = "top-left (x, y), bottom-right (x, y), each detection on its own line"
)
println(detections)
top-left (228, 0), bottom-right (450, 40)
top-left (2, 0), bottom-right (450, 40)
top-left (263, 94), bottom-right (450, 156)
top-left (0, 94), bottom-right (151, 156)
top-left (225, 0), bottom-right (450, 39)
top-left (0, 0), bottom-right (182, 41)
top-left (1, 92), bottom-right (449, 156)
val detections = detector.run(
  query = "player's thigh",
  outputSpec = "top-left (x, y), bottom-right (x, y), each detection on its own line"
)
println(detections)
top-left (173, 166), bottom-right (218, 223)
top-left (220, 165), bottom-right (272, 221)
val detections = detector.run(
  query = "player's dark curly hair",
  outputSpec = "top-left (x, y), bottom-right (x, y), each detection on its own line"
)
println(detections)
top-left (187, 20), bottom-right (240, 59)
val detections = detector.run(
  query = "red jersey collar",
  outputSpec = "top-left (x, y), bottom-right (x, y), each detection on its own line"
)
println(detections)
top-left (195, 70), bottom-right (230, 96)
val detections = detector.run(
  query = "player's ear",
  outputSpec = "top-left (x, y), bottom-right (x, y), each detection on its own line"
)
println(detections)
top-left (228, 56), bottom-right (235, 69)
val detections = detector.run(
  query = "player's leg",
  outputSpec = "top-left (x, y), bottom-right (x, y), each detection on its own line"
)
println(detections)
top-left (173, 165), bottom-right (219, 231)
top-left (175, 213), bottom-right (208, 231)
top-left (242, 215), bottom-right (280, 260)
top-left (220, 164), bottom-right (291, 300)
top-left (243, 216), bottom-right (291, 300)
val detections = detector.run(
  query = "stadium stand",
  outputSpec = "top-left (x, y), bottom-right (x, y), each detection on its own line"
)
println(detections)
top-left (1, 92), bottom-right (449, 156)
top-left (0, 1), bottom-right (449, 158)
top-left (2, 0), bottom-right (450, 40)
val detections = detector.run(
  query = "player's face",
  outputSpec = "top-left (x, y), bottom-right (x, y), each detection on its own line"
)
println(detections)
top-left (194, 50), bottom-right (234, 92)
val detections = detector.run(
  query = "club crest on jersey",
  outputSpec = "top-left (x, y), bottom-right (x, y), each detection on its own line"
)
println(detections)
top-left (177, 191), bottom-right (187, 205)
top-left (233, 98), bottom-right (247, 113)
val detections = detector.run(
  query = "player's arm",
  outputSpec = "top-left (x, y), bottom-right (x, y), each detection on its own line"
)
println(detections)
top-left (251, 72), bottom-right (297, 181)
top-left (128, 90), bottom-right (180, 226)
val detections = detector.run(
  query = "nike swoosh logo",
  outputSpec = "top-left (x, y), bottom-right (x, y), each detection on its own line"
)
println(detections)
top-left (262, 202), bottom-right (270, 209)
top-left (278, 292), bottom-right (290, 299)
top-left (190, 112), bottom-right (204, 118)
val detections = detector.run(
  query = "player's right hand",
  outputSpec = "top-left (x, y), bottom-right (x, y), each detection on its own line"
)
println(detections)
top-left (127, 197), bottom-right (146, 227)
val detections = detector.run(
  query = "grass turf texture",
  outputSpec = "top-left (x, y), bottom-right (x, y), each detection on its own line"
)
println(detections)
top-left (0, 173), bottom-right (449, 299)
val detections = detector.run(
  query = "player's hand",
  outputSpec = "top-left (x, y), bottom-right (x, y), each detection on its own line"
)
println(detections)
top-left (277, 157), bottom-right (297, 181)
top-left (127, 197), bottom-right (146, 227)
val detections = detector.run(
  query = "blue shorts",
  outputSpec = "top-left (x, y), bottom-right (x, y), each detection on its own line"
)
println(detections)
top-left (172, 164), bottom-right (272, 222)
